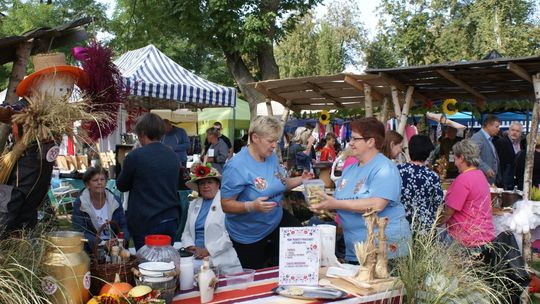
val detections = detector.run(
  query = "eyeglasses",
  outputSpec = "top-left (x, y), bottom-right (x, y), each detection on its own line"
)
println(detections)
top-left (349, 136), bottom-right (370, 142)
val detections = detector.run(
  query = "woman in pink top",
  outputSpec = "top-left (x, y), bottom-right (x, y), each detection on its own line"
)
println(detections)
top-left (440, 139), bottom-right (495, 247)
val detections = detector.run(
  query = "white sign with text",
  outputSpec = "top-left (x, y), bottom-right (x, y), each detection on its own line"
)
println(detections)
top-left (278, 227), bottom-right (320, 286)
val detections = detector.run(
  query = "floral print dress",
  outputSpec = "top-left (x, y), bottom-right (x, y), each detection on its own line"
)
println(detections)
top-left (397, 163), bottom-right (444, 232)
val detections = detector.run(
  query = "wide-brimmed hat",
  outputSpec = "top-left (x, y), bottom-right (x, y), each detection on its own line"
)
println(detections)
top-left (16, 52), bottom-right (88, 97)
top-left (186, 163), bottom-right (221, 192)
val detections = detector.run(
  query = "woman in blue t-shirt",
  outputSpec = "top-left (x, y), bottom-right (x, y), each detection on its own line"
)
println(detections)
top-left (221, 116), bottom-right (313, 269)
top-left (312, 117), bottom-right (411, 263)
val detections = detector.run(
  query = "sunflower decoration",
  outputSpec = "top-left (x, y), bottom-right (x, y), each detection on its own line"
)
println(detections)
top-left (319, 110), bottom-right (331, 125)
top-left (442, 98), bottom-right (458, 115)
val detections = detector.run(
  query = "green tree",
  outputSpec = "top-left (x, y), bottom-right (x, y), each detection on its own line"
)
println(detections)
top-left (369, 0), bottom-right (540, 68)
top-left (364, 33), bottom-right (399, 69)
top-left (274, 1), bottom-right (366, 77)
top-left (110, 0), bottom-right (322, 114)
top-left (274, 14), bottom-right (319, 78)
top-left (108, 0), bottom-right (234, 87)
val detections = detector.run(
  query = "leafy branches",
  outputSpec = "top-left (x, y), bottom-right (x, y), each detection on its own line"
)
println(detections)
top-left (369, 0), bottom-right (540, 68)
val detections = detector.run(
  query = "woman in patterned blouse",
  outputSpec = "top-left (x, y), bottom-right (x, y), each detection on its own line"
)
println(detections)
top-left (397, 135), bottom-right (444, 232)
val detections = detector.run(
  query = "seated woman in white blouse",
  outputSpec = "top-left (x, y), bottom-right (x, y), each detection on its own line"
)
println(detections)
top-left (181, 164), bottom-right (242, 274)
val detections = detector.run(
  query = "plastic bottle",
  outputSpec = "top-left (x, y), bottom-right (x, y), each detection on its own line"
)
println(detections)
top-left (198, 257), bottom-right (216, 303)
top-left (179, 249), bottom-right (194, 290)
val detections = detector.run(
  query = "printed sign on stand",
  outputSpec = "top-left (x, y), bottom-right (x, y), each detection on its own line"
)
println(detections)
top-left (279, 227), bottom-right (320, 286)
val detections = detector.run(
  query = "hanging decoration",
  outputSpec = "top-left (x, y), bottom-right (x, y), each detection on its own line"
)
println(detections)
top-left (319, 110), bottom-right (331, 125)
top-left (442, 98), bottom-right (458, 115)
top-left (75, 40), bottom-right (129, 141)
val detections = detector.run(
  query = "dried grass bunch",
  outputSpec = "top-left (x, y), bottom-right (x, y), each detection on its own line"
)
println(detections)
top-left (0, 223), bottom-right (66, 303)
top-left (0, 88), bottom-right (112, 183)
top-left (11, 89), bottom-right (111, 144)
top-left (393, 215), bottom-right (522, 303)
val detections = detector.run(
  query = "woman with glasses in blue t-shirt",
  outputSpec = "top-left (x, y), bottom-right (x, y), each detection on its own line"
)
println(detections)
top-left (220, 116), bottom-right (313, 269)
top-left (312, 117), bottom-right (411, 264)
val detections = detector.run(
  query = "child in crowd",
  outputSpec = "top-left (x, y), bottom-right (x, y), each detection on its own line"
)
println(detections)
top-left (320, 133), bottom-right (337, 162)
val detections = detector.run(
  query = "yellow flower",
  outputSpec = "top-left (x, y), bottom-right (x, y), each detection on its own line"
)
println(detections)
top-left (319, 110), bottom-right (330, 125)
top-left (442, 98), bottom-right (458, 115)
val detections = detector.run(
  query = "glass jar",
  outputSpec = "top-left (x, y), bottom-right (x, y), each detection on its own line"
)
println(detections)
top-left (136, 235), bottom-right (181, 273)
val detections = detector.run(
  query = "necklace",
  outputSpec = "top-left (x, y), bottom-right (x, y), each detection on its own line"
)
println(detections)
top-left (462, 167), bottom-right (476, 173)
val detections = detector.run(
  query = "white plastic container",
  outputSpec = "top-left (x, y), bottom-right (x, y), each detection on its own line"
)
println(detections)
top-left (303, 179), bottom-right (325, 205)
top-left (179, 250), bottom-right (194, 290)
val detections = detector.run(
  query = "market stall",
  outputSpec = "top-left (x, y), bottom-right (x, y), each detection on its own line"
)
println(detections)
top-left (101, 44), bottom-right (238, 168)
top-left (198, 98), bottom-right (250, 143)
top-left (251, 56), bottom-right (540, 294)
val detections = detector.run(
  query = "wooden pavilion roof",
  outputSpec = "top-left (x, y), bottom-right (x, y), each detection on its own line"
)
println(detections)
top-left (366, 55), bottom-right (540, 106)
top-left (250, 55), bottom-right (540, 112)
top-left (250, 73), bottom-right (418, 112)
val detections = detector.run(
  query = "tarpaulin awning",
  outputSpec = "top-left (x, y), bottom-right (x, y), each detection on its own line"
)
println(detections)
top-left (114, 45), bottom-right (236, 107)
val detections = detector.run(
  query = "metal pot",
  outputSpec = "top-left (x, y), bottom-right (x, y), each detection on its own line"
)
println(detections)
top-left (501, 191), bottom-right (522, 208)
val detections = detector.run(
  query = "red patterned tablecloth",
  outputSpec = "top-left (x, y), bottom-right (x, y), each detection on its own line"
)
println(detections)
top-left (173, 267), bottom-right (403, 304)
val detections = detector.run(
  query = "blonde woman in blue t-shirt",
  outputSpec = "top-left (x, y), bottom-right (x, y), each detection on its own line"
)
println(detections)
top-left (220, 116), bottom-right (313, 269)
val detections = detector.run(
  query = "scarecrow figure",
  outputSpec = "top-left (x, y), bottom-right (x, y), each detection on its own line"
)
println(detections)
top-left (0, 52), bottom-right (87, 233)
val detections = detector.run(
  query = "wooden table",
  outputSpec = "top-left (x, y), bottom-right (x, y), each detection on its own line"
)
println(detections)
top-left (173, 267), bottom-right (403, 304)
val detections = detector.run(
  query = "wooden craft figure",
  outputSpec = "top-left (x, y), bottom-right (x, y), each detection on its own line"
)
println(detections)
top-left (353, 209), bottom-right (391, 283)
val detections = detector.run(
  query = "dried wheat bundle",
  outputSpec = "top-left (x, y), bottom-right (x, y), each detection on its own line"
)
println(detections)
top-left (0, 90), bottom-right (112, 183)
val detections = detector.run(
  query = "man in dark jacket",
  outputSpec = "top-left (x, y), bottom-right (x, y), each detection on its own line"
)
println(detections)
top-left (494, 122), bottom-right (522, 190)
top-left (117, 113), bottom-right (180, 250)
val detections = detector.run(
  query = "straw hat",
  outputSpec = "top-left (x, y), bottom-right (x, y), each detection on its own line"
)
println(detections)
top-left (16, 52), bottom-right (88, 97)
top-left (186, 163), bottom-right (221, 192)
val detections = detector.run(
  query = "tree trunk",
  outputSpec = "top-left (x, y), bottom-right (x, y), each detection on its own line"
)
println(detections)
top-left (364, 83), bottom-right (373, 117)
top-left (522, 74), bottom-right (540, 268)
top-left (224, 51), bottom-right (266, 120)
top-left (379, 97), bottom-right (389, 123)
top-left (390, 85), bottom-right (401, 122)
top-left (258, 43), bottom-right (280, 81)
top-left (397, 86), bottom-right (414, 136)
top-left (0, 39), bottom-right (33, 152)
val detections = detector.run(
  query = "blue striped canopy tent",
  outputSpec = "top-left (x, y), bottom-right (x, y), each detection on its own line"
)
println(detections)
top-left (114, 44), bottom-right (236, 108)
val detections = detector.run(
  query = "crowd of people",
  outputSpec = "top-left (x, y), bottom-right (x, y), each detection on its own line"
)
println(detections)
top-left (71, 112), bottom-right (531, 275)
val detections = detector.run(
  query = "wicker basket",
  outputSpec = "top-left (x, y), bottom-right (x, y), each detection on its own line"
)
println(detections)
top-left (89, 221), bottom-right (139, 296)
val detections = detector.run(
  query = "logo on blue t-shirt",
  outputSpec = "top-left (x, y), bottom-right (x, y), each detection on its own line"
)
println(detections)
top-left (254, 177), bottom-right (267, 190)
top-left (354, 179), bottom-right (365, 193)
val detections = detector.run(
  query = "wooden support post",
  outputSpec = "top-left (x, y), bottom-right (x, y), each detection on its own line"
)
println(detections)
top-left (390, 86), bottom-right (401, 123)
top-left (397, 86), bottom-right (414, 136)
top-left (0, 39), bottom-right (33, 152)
top-left (364, 83), bottom-right (373, 118)
top-left (379, 97), bottom-right (389, 123)
top-left (265, 98), bottom-right (274, 116)
top-left (397, 87), bottom-right (414, 162)
top-left (523, 74), bottom-right (540, 267)
top-left (277, 100), bottom-right (292, 164)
